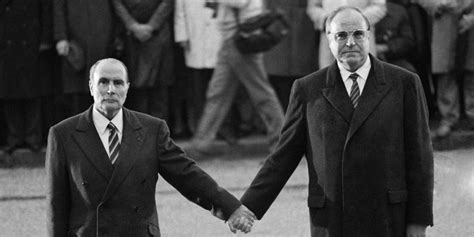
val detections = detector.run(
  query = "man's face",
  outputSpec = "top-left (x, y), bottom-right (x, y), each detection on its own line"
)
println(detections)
top-left (89, 61), bottom-right (129, 117)
top-left (327, 10), bottom-right (370, 71)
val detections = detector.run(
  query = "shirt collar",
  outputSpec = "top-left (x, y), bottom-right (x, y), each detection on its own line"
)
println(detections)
top-left (337, 56), bottom-right (371, 81)
top-left (92, 107), bottom-right (123, 135)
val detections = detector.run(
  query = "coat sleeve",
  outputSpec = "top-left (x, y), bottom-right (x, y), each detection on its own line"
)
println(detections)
top-left (173, 0), bottom-right (189, 43)
top-left (240, 79), bottom-right (307, 219)
top-left (155, 121), bottom-right (241, 220)
top-left (147, 0), bottom-right (173, 31)
top-left (52, 0), bottom-right (67, 40)
top-left (45, 127), bottom-right (71, 237)
top-left (403, 74), bottom-right (434, 226)
top-left (385, 5), bottom-right (416, 60)
top-left (111, 0), bottom-right (138, 30)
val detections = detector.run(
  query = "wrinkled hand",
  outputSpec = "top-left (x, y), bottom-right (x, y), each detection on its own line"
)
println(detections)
top-left (406, 224), bottom-right (427, 237)
top-left (56, 40), bottom-right (69, 56)
top-left (227, 205), bottom-right (256, 234)
top-left (130, 23), bottom-right (153, 42)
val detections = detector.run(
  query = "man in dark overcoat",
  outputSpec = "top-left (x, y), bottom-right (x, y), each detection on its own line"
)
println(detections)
top-left (45, 58), bottom-right (255, 236)
top-left (0, 0), bottom-right (52, 152)
top-left (53, 0), bottom-right (116, 115)
top-left (237, 7), bottom-right (434, 237)
top-left (112, 0), bottom-right (174, 120)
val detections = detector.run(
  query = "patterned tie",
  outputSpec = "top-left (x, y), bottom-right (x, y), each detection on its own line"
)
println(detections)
top-left (349, 73), bottom-right (360, 108)
top-left (107, 122), bottom-right (120, 164)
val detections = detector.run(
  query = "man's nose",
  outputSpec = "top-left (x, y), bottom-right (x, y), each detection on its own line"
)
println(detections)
top-left (106, 83), bottom-right (115, 94)
top-left (345, 35), bottom-right (356, 46)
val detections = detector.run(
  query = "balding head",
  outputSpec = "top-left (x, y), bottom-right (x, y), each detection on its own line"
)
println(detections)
top-left (89, 58), bottom-right (130, 119)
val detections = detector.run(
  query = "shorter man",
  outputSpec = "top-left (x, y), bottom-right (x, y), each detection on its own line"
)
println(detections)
top-left (46, 58), bottom-right (255, 236)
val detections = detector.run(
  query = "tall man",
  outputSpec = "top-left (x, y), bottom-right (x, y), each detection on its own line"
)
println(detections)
top-left (45, 58), bottom-right (255, 236)
top-left (53, 0), bottom-right (116, 115)
top-left (237, 7), bottom-right (434, 237)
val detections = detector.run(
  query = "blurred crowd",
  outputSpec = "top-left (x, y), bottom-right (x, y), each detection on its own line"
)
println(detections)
top-left (0, 0), bottom-right (473, 154)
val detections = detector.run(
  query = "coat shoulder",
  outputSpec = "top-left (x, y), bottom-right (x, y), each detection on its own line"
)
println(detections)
top-left (381, 61), bottom-right (420, 86)
top-left (294, 67), bottom-right (329, 90)
top-left (125, 109), bottom-right (169, 130)
top-left (52, 113), bottom-right (82, 132)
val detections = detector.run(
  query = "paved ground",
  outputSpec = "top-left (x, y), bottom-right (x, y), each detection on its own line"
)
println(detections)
top-left (0, 148), bottom-right (473, 236)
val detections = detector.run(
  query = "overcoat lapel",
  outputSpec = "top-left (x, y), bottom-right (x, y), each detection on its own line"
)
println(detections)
top-left (101, 108), bottom-right (144, 202)
top-left (322, 62), bottom-right (354, 124)
top-left (73, 107), bottom-right (114, 180)
top-left (346, 56), bottom-right (392, 141)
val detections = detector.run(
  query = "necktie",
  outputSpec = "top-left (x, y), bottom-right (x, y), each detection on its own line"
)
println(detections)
top-left (107, 122), bottom-right (120, 164)
top-left (349, 73), bottom-right (360, 108)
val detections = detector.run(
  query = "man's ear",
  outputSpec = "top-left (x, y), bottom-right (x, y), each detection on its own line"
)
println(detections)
top-left (89, 80), bottom-right (94, 96)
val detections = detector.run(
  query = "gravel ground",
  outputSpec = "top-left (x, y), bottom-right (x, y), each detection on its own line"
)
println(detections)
top-left (0, 149), bottom-right (473, 236)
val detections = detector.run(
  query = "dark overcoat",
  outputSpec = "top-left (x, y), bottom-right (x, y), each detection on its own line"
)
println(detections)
top-left (0, 0), bottom-right (52, 98)
top-left (53, 0), bottom-right (116, 94)
top-left (264, 0), bottom-right (319, 76)
top-left (241, 55), bottom-right (434, 237)
top-left (113, 0), bottom-right (174, 89)
top-left (46, 107), bottom-right (241, 237)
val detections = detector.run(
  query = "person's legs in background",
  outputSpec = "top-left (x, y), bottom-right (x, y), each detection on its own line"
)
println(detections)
top-left (464, 70), bottom-right (474, 128)
top-left (3, 98), bottom-right (42, 153)
top-left (192, 50), bottom-right (240, 150)
top-left (232, 51), bottom-right (284, 152)
top-left (433, 72), bottom-right (460, 137)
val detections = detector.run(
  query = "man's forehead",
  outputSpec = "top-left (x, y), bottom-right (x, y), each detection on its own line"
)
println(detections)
top-left (330, 10), bottom-right (367, 30)
top-left (94, 62), bottom-right (127, 79)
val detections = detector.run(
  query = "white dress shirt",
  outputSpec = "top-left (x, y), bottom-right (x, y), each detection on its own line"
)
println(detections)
top-left (92, 107), bottom-right (123, 157)
top-left (337, 57), bottom-right (372, 96)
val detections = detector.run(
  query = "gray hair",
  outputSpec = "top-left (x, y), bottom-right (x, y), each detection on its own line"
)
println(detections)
top-left (324, 6), bottom-right (371, 34)
top-left (89, 58), bottom-right (128, 82)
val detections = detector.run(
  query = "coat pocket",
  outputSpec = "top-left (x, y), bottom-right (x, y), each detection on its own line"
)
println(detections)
top-left (388, 190), bottom-right (407, 204)
top-left (307, 195), bottom-right (326, 208)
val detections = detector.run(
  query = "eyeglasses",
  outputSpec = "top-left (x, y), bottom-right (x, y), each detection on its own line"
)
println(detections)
top-left (328, 30), bottom-right (369, 42)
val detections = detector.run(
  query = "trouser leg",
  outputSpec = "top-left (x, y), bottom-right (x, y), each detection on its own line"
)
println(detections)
top-left (187, 68), bottom-right (213, 134)
top-left (464, 71), bottom-right (474, 123)
top-left (3, 99), bottom-right (24, 147)
top-left (194, 45), bottom-right (239, 144)
top-left (436, 72), bottom-right (460, 126)
top-left (149, 84), bottom-right (169, 121)
top-left (24, 98), bottom-right (42, 146)
top-left (229, 43), bottom-right (284, 150)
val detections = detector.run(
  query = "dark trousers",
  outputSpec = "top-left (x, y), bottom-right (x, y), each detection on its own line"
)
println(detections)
top-left (3, 98), bottom-right (42, 146)
top-left (127, 85), bottom-right (169, 121)
top-left (186, 68), bottom-right (213, 133)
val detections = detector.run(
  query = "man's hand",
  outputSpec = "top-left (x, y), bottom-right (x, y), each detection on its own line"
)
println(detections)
top-left (227, 205), bottom-right (256, 234)
top-left (56, 40), bottom-right (69, 56)
top-left (406, 224), bottom-right (427, 237)
top-left (130, 23), bottom-right (153, 42)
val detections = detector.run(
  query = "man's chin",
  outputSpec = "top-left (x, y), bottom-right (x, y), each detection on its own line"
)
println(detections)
top-left (341, 57), bottom-right (363, 71)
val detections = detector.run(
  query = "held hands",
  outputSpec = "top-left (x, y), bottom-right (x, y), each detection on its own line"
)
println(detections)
top-left (227, 205), bottom-right (256, 234)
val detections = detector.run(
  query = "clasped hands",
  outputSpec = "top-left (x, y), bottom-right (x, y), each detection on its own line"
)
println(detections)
top-left (213, 205), bottom-right (256, 234)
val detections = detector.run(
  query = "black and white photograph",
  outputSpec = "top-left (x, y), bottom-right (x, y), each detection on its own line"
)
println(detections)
top-left (0, 0), bottom-right (473, 236)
